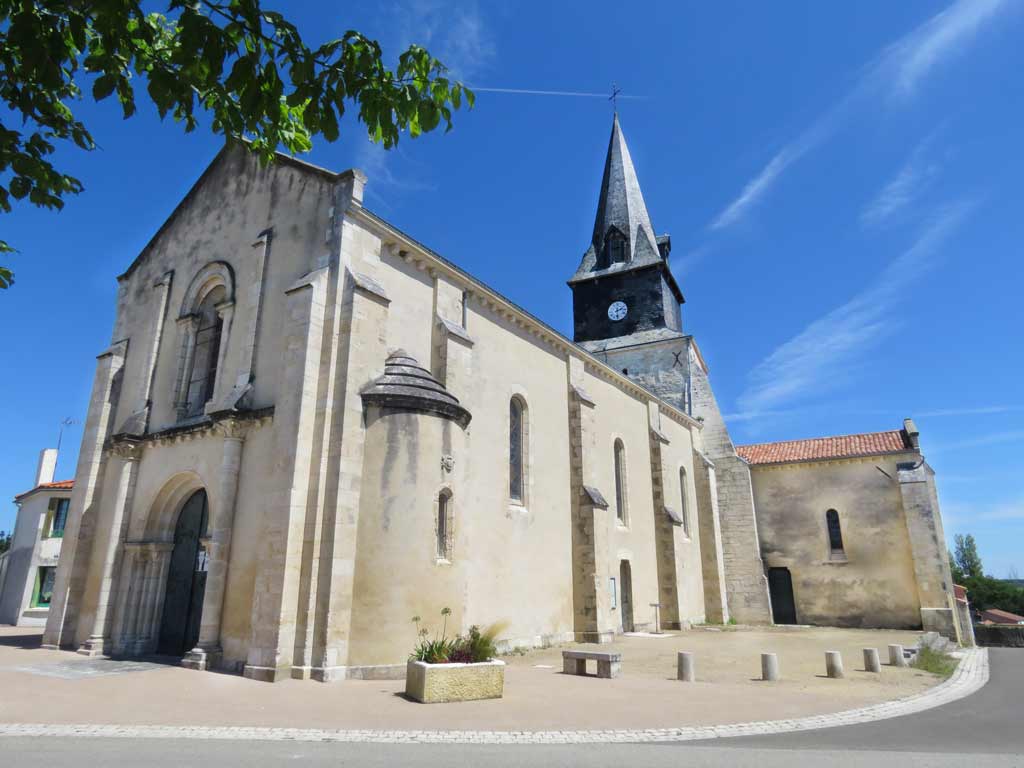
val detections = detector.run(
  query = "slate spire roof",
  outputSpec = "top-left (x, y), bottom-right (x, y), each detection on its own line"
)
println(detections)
top-left (569, 115), bottom-right (682, 302)
top-left (592, 113), bottom-right (659, 261)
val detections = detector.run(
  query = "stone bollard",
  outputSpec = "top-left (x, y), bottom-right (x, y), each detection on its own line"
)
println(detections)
top-left (825, 650), bottom-right (844, 679)
top-left (863, 648), bottom-right (881, 673)
top-left (761, 652), bottom-right (779, 681)
top-left (677, 651), bottom-right (695, 682)
top-left (888, 644), bottom-right (908, 668)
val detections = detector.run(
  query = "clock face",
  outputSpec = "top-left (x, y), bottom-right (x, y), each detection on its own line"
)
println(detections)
top-left (608, 301), bottom-right (628, 321)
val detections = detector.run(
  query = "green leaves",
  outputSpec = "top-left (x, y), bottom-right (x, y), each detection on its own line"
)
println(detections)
top-left (0, 0), bottom-right (474, 289)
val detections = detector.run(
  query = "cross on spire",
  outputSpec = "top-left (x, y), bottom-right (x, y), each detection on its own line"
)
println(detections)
top-left (609, 82), bottom-right (623, 113)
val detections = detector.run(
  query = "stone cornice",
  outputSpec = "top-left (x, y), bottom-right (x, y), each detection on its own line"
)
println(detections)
top-left (107, 407), bottom-right (273, 452)
top-left (352, 207), bottom-right (702, 432)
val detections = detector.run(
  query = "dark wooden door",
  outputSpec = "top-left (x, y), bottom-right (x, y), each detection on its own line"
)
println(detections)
top-left (768, 567), bottom-right (798, 625)
top-left (157, 490), bottom-right (209, 656)
top-left (619, 560), bottom-right (634, 633)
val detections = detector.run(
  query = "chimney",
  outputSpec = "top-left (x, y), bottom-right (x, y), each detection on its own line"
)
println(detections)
top-left (903, 418), bottom-right (920, 451)
top-left (35, 448), bottom-right (58, 487)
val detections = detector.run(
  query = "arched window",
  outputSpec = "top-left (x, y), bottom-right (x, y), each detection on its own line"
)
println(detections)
top-left (509, 396), bottom-right (527, 504)
top-left (606, 228), bottom-right (628, 265)
top-left (174, 262), bottom-right (234, 422)
top-left (437, 489), bottom-right (452, 560)
top-left (614, 439), bottom-right (628, 524)
top-left (678, 467), bottom-right (690, 538)
top-left (184, 285), bottom-right (226, 417)
top-left (826, 509), bottom-right (845, 555)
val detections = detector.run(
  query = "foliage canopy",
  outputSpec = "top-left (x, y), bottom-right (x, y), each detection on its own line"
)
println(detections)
top-left (0, 0), bottom-right (474, 288)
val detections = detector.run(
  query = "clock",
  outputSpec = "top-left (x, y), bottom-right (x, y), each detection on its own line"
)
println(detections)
top-left (607, 301), bottom-right (628, 321)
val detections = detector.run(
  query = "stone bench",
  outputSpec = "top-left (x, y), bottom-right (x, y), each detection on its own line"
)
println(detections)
top-left (562, 650), bottom-right (622, 679)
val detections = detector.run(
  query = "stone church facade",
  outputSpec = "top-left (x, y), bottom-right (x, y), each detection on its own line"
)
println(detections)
top-left (42, 115), bottom-right (961, 681)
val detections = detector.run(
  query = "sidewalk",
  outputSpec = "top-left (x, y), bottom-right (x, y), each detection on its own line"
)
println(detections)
top-left (0, 625), bottom-right (960, 735)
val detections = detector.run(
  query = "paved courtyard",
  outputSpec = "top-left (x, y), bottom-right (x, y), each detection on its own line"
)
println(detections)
top-left (0, 624), bottom-right (948, 732)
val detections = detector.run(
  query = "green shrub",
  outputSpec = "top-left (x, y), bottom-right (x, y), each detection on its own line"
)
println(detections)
top-left (912, 646), bottom-right (959, 678)
top-left (409, 610), bottom-right (507, 664)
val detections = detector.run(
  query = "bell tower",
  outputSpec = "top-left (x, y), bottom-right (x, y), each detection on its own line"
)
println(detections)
top-left (568, 114), bottom-right (684, 345)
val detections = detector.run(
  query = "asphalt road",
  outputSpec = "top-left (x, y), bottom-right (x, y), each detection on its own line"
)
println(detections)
top-left (2, 648), bottom-right (1020, 767)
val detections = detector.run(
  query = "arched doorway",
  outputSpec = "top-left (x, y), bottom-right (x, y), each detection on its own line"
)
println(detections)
top-left (619, 560), bottom-right (634, 633)
top-left (157, 489), bottom-right (209, 656)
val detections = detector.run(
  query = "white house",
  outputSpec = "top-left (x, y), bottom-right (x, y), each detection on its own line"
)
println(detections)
top-left (0, 449), bottom-right (73, 626)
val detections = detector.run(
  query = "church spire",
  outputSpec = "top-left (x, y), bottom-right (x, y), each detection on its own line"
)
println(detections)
top-left (590, 113), bottom-right (660, 266)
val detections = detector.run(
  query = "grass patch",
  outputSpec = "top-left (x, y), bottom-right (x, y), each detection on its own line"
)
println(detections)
top-left (912, 646), bottom-right (959, 678)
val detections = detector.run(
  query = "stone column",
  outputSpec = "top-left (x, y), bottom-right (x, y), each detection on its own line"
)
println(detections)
top-left (121, 546), bottom-right (148, 654)
top-left (567, 357), bottom-right (615, 644)
top-left (43, 341), bottom-right (128, 650)
top-left (139, 544), bottom-right (173, 655)
top-left (243, 267), bottom-right (330, 682)
top-left (183, 418), bottom-right (247, 671)
top-left (897, 455), bottom-right (958, 640)
top-left (78, 440), bottom-right (143, 656)
top-left (693, 452), bottom-right (729, 623)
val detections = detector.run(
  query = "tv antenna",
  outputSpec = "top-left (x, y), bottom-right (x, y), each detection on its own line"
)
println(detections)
top-left (56, 417), bottom-right (78, 453)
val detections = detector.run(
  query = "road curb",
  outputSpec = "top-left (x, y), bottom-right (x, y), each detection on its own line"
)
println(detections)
top-left (0, 648), bottom-right (989, 744)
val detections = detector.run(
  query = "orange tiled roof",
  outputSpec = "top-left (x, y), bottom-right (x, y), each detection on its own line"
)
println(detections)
top-left (14, 479), bottom-right (74, 500)
top-left (736, 430), bottom-right (911, 466)
top-left (981, 608), bottom-right (1024, 624)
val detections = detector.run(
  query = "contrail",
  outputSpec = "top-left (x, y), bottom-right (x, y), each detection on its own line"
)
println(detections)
top-left (468, 86), bottom-right (644, 99)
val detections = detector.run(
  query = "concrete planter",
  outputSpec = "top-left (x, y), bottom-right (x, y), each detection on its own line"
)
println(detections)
top-left (405, 659), bottom-right (505, 703)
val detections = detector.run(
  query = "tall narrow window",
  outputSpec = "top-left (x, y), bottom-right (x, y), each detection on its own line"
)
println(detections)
top-left (614, 439), bottom-right (628, 524)
top-left (185, 285), bottom-right (226, 417)
top-left (509, 397), bottom-right (526, 503)
top-left (50, 498), bottom-right (69, 538)
top-left (678, 467), bottom-right (690, 538)
top-left (826, 509), bottom-right (845, 555)
top-left (437, 490), bottom-right (452, 560)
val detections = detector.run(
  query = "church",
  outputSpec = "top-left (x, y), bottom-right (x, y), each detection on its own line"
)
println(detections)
top-left (41, 115), bottom-right (964, 682)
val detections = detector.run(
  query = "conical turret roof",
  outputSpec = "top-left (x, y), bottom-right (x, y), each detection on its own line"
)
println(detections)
top-left (360, 350), bottom-right (471, 428)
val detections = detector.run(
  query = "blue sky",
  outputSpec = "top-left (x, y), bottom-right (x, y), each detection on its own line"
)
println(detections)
top-left (1, 0), bottom-right (1021, 576)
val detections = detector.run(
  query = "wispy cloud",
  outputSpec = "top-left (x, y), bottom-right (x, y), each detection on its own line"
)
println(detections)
top-left (916, 405), bottom-right (1021, 418)
top-left (736, 199), bottom-right (976, 413)
top-left (393, 0), bottom-right (495, 80)
top-left (861, 135), bottom-right (942, 227)
top-left (710, 0), bottom-right (1009, 231)
top-left (929, 429), bottom-right (1024, 454)
top-left (885, 0), bottom-right (1010, 97)
top-left (361, 1), bottom-right (494, 203)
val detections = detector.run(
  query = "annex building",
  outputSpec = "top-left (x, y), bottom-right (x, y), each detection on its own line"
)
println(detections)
top-left (41, 116), bottom-right (964, 681)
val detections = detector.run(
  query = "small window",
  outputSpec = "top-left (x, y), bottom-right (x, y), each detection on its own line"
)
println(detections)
top-left (613, 439), bottom-right (628, 524)
top-left (436, 490), bottom-right (452, 560)
top-left (678, 467), bottom-right (690, 538)
top-left (509, 396), bottom-right (527, 504)
top-left (609, 577), bottom-right (617, 609)
top-left (606, 229), bottom-right (628, 264)
top-left (33, 566), bottom-right (56, 607)
top-left (826, 509), bottom-right (845, 555)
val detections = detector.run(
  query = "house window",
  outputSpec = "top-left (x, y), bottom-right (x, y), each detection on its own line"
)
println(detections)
top-left (678, 467), bottom-right (690, 538)
top-left (32, 566), bottom-right (56, 608)
top-left (826, 509), bottom-right (845, 555)
top-left (614, 439), bottom-right (628, 524)
top-left (436, 490), bottom-right (452, 560)
top-left (48, 498), bottom-right (70, 538)
top-left (184, 285), bottom-right (226, 417)
top-left (509, 396), bottom-right (527, 504)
